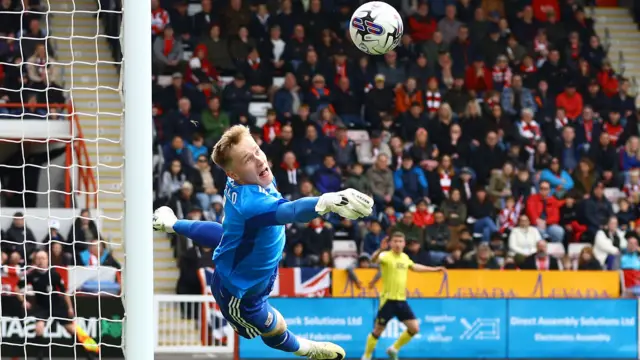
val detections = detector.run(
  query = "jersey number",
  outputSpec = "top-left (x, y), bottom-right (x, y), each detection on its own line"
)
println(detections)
top-left (230, 192), bottom-right (237, 204)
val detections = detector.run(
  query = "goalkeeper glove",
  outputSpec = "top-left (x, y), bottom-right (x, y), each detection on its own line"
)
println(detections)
top-left (315, 188), bottom-right (374, 220)
top-left (153, 206), bottom-right (177, 233)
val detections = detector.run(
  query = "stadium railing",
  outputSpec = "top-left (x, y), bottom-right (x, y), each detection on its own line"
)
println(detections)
top-left (0, 102), bottom-right (97, 209)
top-left (153, 294), bottom-right (236, 355)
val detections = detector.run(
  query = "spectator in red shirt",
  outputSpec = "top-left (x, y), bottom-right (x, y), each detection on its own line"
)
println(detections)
top-left (555, 83), bottom-right (583, 120)
top-left (597, 60), bottom-right (620, 98)
top-left (408, 2), bottom-right (437, 43)
top-left (526, 180), bottom-right (566, 243)
top-left (465, 57), bottom-right (493, 95)
top-left (603, 109), bottom-right (624, 147)
top-left (532, 0), bottom-right (560, 23)
top-left (151, 0), bottom-right (170, 36)
top-left (262, 109), bottom-right (281, 144)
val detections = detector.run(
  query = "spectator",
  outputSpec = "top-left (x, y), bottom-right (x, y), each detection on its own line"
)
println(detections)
top-left (539, 157), bottom-right (574, 197)
top-left (4, 212), bottom-right (37, 260)
top-left (331, 127), bottom-right (357, 168)
top-left (299, 124), bottom-right (328, 176)
top-left (393, 154), bottom-right (429, 211)
top-left (465, 57), bottom-right (493, 95)
top-left (165, 98), bottom-right (202, 143)
top-left (317, 251), bottom-right (334, 268)
top-left (362, 221), bottom-right (385, 255)
top-left (521, 240), bottom-right (560, 270)
top-left (284, 242), bottom-right (311, 267)
top-left (240, 47), bottom-right (272, 96)
top-left (582, 182), bottom-right (614, 232)
top-left (332, 77), bottom-right (363, 128)
top-left (301, 218), bottom-right (333, 263)
top-left (594, 216), bottom-right (626, 268)
top-left (365, 74), bottom-right (395, 127)
top-left (577, 246), bottom-right (602, 270)
top-left (408, 2), bottom-right (437, 43)
top-left (43, 220), bottom-right (66, 250)
top-left (262, 109), bottom-right (282, 144)
top-left (501, 74), bottom-right (536, 117)
top-left (395, 77), bottom-right (423, 115)
top-left (274, 151), bottom-right (303, 200)
top-left (619, 137), bottom-right (640, 172)
top-left (267, 124), bottom-right (296, 165)
top-left (466, 242), bottom-right (500, 269)
top-left (313, 155), bottom-right (341, 194)
top-left (556, 83), bottom-right (584, 120)
top-left (191, 155), bottom-right (218, 211)
top-left (201, 24), bottom-right (235, 74)
top-left (26, 43), bottom-right (61, 99)
top-left (390, 211), bottom-right (423, 244)
top-left (617, 198), bottom-right (636, 232)
top-left (273, 73), bottom-right (302, 121)
top-left (358, 130), bottom-right (392, 166)
top-left (201, 97), bottom-right (230, 146)
top-left (468, 187), bottom-right (498, 242)
top-left (344, 163), bottom-right (371, 196)
top-left (68, 209), bottom-right (101, 252)
top-left (367, 154), bottom-right (395, 210)
top-left (78, 239), bottom-right (121, 269)
top-left (187, 134), bottom-right (208, 164)
top-left (151, 0), bottom-right (169, 36)
top-left (406, 239), bottom-right (430, 265)
top-left (160, 73), bottom-right (205, 113)
top-left (471, 131), bottom-right (506, 184)
top-left (307, 74), bottom-right (331, 112)
top-left (424, 210), bottom-right (450, 263)
top-left (152, 25), bottom-right (184, 75)
top-left (487, 162), bottom-right (515, 208)
top-left (160, 159), bottom-right (188, 201)
top-left (49, 242), bottom-right (72, 267)
top-left (561, 192), bottom-right (586, 243)
top-left (377, 51), bottom-right (406, 87)
top-left (438, 4), bottom-right (462, 44)
top-left (525, 180), bottom-right (565, 243)
top-left (168, 181), bottom-right (198, 217)
top-left (186, 44), bottom-right (220, 98)
top-left (509, 215), bottom-right (540, 263)
top-left (621, 235), bottom-right (640, 270)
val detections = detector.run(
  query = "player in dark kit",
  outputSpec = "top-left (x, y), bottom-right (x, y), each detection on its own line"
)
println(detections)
top-left (18, 250), bottom-right (99, 360)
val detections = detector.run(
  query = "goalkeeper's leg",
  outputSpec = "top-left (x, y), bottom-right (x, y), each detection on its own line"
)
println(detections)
top-left (210, 272), bottom-right (345, 359)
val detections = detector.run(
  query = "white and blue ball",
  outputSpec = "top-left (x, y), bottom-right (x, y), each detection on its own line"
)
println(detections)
top-left (349, 1), bottom-right (403, 55)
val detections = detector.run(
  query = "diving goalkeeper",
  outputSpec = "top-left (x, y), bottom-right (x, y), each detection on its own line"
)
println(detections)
top-left (154, 125), bottom-right (373, 360)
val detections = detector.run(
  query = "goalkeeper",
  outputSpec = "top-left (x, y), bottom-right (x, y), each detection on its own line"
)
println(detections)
top-left (154, 125), bottom-right (373, 360)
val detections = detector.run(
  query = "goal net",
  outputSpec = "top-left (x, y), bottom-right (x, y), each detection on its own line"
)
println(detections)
top-left (0, 0), bottom-right (125, 359)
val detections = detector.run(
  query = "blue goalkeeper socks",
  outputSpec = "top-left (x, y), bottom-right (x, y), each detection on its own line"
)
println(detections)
top-left (261, 329), bottom-right (301, 353)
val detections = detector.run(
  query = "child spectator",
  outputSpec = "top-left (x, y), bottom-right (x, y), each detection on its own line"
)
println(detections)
top-left (262, 109), bottom-right (281, 144)
top-left (344, 163), bottom-right (371, 195)
top-left (560, 192), bottom-right (586, 243)
top-left (187, 134), bottom-right (208, 164)
top-left (617, 198), bottom-right (636, 232)
top-left (413, 200), bottom-right (435, 228)
top-left (362, 221), bottom-right (385, 255)
top-left (498, 196), bottom-right (522, 233)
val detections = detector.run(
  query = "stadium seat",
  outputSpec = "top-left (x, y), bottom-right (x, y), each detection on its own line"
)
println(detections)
top-left (333, 256), bottom-right (356, 269)
top-left (547, 242), bottom-right (566, 258)
top-left (220, 76), bottom-right (234, 86)
top-left (157, 75), bottom-right (172, 87)
top-left (568, 243), bottom-right (590, 258)
top-left (272, 77), bottom-right (285, 88)
top-left (347, 130), bottom-right (370, 145)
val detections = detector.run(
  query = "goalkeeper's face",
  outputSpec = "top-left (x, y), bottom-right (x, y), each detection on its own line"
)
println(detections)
top-left (228, 135), bottom-right (273, 187)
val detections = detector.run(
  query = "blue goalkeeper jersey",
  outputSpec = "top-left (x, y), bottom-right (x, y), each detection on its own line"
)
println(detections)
top-left (213, 178), bottom-right (286, 298)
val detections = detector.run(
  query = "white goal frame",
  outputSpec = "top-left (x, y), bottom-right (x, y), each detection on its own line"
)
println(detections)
top-left (122, 0), bottom-right (153, 359)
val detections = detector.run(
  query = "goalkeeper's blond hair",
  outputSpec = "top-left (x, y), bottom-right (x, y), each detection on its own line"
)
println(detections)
top-left (211, 125), bottom-right (251, 170)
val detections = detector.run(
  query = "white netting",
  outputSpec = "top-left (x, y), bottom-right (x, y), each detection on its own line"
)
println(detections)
top-left (0, 0), bottom-right (124, 359)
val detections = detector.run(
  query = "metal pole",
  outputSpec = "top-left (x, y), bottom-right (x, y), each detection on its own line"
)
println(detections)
top-left (123, 0), bottom-right (153, 358)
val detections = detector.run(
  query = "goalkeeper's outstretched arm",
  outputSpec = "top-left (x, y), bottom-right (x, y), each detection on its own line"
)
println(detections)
top-left (172, 220), bottom-right (224, 248)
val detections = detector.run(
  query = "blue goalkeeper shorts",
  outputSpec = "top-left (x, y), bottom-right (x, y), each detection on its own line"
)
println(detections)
top-left (209, 269), bottom-right (279, 339)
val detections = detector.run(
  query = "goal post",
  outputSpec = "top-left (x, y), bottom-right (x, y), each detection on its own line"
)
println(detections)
top-left (122, 0), bottom-right (154, 359)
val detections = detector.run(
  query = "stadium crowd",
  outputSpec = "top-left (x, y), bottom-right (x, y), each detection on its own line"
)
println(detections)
top-left (146, 0), bottom-right (640, 292)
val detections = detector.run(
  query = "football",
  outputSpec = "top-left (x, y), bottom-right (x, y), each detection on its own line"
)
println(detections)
top-left (349, 1), bottom-right (403, 55)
